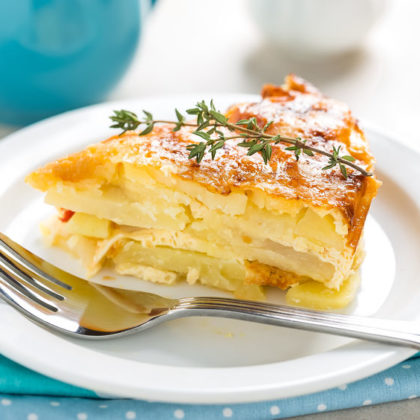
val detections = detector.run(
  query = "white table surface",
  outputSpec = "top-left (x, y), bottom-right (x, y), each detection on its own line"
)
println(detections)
top-left (1, 0), bottom-right (419, 418)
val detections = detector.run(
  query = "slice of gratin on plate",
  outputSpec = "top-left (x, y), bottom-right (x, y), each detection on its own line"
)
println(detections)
top-left (26, 74), bottom-right (381, 309)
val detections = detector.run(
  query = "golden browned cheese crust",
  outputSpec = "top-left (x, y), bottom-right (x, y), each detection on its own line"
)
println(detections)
top-left (27, 74), bottom-right (380, 250)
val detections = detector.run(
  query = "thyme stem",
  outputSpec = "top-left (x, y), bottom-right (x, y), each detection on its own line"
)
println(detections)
top-left (109, 105), bottom-right (372, 178)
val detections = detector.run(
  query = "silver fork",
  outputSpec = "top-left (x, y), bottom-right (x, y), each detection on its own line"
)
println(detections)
top-left (1, 232), bottom-right (420, 347)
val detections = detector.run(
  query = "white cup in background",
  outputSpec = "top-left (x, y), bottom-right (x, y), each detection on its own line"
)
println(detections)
top-left (247, 0), bottom-right (386, 57)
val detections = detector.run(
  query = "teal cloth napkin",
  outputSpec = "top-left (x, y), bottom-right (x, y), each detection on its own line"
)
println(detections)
top-left (0, 353), bottom-right (419, 419)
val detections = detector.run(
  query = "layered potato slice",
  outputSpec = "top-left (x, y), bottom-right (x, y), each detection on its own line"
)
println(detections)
top-left (26, 74), bottom-right (381, 308)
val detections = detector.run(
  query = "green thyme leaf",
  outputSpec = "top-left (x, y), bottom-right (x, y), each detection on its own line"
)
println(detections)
top-left (187, 142), bottom-right (207, 163)
top-left (193, 131), bottom-right (211, 141)
top-left (248, 143), bottom-right (265, 155)
top-left (209, 140), bottom-right (225, 159)
top-left (209, 110), bottom-right (227, 124)
top-left (263, 121), bottom-right (273, 132)
top-left (238, 140), bottom-right (257, 148)
top-left (339, 163), bottom-right (348, 178)
top-left (236, 119), bottom-right (251, 125)
top-left (175, 108), bottom-right (184, 122)
top-left (322, 162), bottom-right (337, 170)
top-left (143, 110), bottom-right (153, 122)
top-left (139, 123), bottom-right (154, 136)
top-left (173, 122), bottom-right (183, 132)
top-left (196, 121), bottom-right (210, 131)
top-left (264, 144), bottom-right (272, 162)
top-left (247, 117), bottom-right (258, 130)
top-left (109, 110), bottom-right (141, 132)
top-left (198, 100), bottom-right (209, 113)
top-left (332, 145), bottom-right (341, 159)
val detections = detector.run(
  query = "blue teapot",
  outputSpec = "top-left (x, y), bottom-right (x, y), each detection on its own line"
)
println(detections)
top-left (0, 0), bottom-right (150, 125)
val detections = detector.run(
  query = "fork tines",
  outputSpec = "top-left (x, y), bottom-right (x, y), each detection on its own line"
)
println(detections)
top-left (0, 235), bottom-right (71, 312)
top-left (0, 234), bottom-right (71, 290)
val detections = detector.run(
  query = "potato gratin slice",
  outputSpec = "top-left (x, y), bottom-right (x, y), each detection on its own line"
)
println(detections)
top-left (26, 75), bottom-right (380, 309)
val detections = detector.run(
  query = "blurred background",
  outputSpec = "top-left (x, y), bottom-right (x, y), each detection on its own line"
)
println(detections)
top-left (1, 0), bottom-right (419, 155)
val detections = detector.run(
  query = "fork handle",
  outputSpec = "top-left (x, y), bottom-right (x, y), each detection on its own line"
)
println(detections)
top-left (175, 297), bottom-right (420, 349)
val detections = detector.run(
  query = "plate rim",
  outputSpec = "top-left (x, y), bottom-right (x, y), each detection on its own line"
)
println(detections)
top-left (0, 94), bottom-right (418, 404)
top-left (0, 305), bottom-right (415, 403)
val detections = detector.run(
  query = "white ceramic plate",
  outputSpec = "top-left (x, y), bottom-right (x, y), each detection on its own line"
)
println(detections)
top-left (0, 95), bottom-right (419, 404)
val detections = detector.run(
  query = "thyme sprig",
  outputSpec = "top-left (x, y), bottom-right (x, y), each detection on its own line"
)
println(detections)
top-left (110, 101), bottom-right (371, 178)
